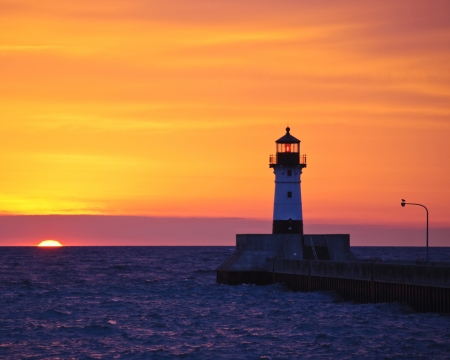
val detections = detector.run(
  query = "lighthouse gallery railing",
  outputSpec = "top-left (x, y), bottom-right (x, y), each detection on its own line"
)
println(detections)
top-left (269, 154), bottom-right (307, 165)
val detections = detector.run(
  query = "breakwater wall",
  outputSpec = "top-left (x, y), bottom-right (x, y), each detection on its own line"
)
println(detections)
top-left (217, 258), bottom-right (450, 313)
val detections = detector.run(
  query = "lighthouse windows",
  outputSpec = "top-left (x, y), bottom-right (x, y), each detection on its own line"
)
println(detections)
top-left (287, 191), bottom-right (292, 198)
top-left (277, 143), bottom-right (299, 153)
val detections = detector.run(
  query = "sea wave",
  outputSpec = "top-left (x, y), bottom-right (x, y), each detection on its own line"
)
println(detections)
top-left (0, 246), bottom-right (449, 359)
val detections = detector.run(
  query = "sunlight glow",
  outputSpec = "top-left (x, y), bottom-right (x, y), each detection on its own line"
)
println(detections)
top-left (38, 240), bottom-right (63, 247)
top-left (0, 1), bottom-right (449, 227)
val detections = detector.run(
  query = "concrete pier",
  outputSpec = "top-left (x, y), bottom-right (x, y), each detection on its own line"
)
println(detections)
top-left (218, 127), bottom-right (450, 312)
top-left (217, 235), bottom-right (450, 313)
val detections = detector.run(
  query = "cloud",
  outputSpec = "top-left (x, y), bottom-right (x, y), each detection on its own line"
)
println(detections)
top-left (0, 0), bottom-right (449, 225)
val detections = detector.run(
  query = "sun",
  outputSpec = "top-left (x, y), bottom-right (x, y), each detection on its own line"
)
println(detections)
top-left (37, 240), bottom-right (63, 247)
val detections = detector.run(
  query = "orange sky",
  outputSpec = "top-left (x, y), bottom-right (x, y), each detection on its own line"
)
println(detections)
top-left (1, 1), bottom-right (450, 245)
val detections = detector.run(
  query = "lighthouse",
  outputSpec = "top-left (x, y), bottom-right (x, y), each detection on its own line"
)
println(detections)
top-left (269, 127), bottom-right (307, 235)
top-left (217, 127), bottom-right (354, 284)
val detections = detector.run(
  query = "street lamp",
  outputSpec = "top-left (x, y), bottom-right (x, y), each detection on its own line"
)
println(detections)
top-left (401, 199), bottom-right (429, 263)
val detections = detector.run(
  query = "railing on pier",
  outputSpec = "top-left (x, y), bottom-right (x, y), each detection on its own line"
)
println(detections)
top-left (217, 259), bottom-right (450, 313)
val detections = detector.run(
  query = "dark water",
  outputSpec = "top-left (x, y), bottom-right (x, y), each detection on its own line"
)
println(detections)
top-left (0, 246), bottom-right (449, 359)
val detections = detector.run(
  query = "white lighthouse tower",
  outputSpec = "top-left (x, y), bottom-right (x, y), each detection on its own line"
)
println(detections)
top-left (269, 127), bottom-right (307, 235)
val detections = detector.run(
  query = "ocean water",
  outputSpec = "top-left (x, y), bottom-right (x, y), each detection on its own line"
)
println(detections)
top-left (0, 246), bottom-right (449, 359)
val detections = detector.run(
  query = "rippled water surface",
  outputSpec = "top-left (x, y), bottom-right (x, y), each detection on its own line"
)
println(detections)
top-left (0, 246), bottom-right (449, 359)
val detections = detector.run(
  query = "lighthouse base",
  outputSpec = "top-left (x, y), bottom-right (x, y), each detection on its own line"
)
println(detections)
top-left (272, 220), bottom-right (303, 234)
top-left (219, 234), bottom-right (355, 274)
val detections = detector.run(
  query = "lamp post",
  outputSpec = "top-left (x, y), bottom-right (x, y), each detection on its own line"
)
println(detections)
top-left (401, 199), bottom-right (429, 263)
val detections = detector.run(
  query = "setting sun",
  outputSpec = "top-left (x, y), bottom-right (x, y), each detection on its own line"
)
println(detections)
top-left (38, 240), bottom-right (63, 247)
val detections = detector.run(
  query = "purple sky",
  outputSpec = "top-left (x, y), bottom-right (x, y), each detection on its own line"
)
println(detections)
top-left (1, 215), bottom-right (448, 247)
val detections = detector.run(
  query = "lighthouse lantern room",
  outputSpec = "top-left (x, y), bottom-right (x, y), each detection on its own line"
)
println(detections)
top-left (269, 127), bottom-right (307, 235)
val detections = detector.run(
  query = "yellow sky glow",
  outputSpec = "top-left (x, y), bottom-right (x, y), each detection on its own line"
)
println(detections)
top-left (1, 0), bottom-right (449, 230)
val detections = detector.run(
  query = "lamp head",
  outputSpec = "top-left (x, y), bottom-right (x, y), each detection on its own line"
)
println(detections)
top-left (401, 199), bottom-right (406, 207)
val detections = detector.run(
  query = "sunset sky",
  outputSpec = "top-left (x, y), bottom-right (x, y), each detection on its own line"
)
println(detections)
top-left (1, 0), bottom-right (449, 246)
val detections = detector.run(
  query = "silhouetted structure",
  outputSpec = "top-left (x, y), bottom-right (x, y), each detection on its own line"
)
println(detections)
top-left (269, 127), bottom-right (306, 235)
top-left (217, 127), bottom-right (450, 313)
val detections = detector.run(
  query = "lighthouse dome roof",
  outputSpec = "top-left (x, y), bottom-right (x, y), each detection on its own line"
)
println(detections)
top-left (276, 127), bottom-right (300, 143)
